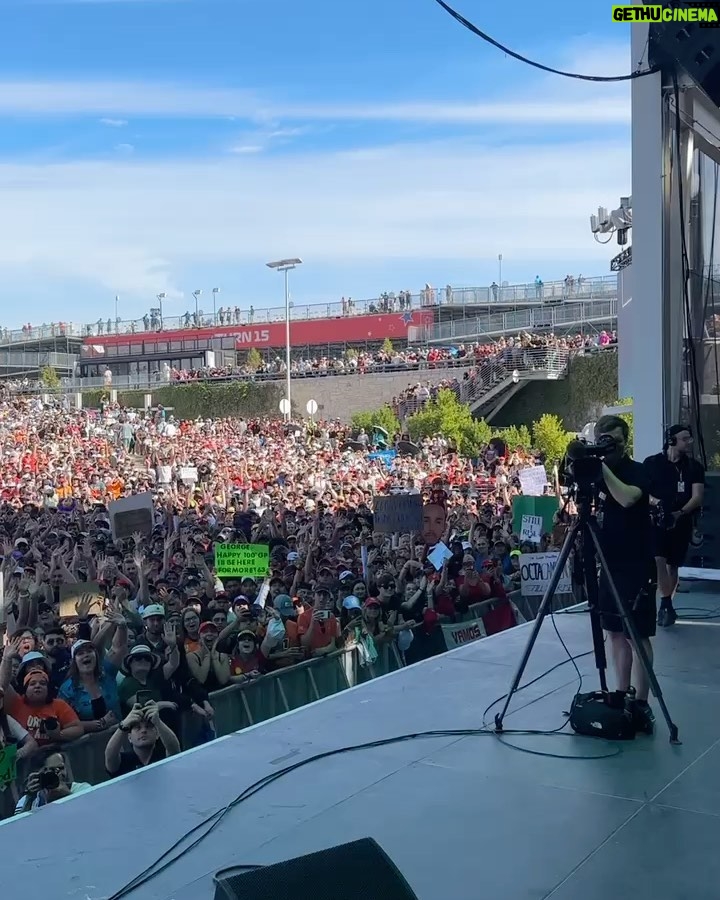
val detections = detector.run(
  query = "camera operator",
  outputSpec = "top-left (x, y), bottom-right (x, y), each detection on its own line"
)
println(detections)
top-left (14, 749), bottom-right (92, 814)
top-left (644, 425), bottom-right (705, 627)
top-left (593, 416), bottom-right (656, 734)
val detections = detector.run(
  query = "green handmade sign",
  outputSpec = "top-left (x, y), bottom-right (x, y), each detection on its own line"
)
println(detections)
top-left (0, 743), bottom-right (18, 789)
top-left (215, 543), bottom-right (270, 579)
top-left (512, 496), bottom-right (559, 538)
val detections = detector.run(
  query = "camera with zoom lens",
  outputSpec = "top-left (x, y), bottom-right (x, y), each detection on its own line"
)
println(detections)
top-left (561, 434), bottom-right (616, 487)
top-left (38, 770), bottom-right (60, 791)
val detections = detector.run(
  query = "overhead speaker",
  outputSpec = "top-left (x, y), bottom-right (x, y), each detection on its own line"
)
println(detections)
top-left (213, 838), bottom-right (419, 900)
top-left (648, 1), bottom-right (720, 107)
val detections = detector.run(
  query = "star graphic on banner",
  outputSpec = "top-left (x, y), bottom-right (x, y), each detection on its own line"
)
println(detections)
top-left (400, 311), bottom-right (415, 325)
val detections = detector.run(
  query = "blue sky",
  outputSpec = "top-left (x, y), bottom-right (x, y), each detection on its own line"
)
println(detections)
top-left (0, 0), bottom-right (631, 327)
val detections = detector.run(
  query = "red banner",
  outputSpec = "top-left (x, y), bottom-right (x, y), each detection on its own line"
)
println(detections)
top-left (82, 311), bottom-right (434, 352)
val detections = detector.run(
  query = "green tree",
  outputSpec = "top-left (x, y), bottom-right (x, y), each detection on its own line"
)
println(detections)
top-left (345, 347), bottom-right (358, 361)
top-left (351, 405), bottom-right (400, 436)
top-left (407, 388), bottom-right (491, 456)
top-left (493, 424), bottom-right (532, 450)
top-left (531, 413), bottom-right (572, 465)
top-left (39, 366), bottom-right (61, 391)
top-left (616, 397), bottom-right (634, 456)
top-left (245, 348), bottom-right (262, 372)
top-left (381, 337), bottom-right (394, 355)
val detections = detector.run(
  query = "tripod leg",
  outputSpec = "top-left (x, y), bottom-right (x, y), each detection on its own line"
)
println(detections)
top-left (494, 521), bottom-right (580, 733)
top-left (577, 522), bottom-right (609, 692)
top-left (586, 521), bottom-right (680, 744)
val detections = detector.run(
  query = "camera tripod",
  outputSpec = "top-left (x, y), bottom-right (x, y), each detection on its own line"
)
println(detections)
top-left (494, 492), bottom-right (680, 744)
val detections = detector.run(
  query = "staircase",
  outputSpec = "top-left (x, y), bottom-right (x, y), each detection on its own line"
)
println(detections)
top-left (396, 348), bottom-right (571, 423)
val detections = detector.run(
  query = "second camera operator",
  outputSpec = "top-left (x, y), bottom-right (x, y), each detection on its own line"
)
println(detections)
top-left (644, 425), bottom-right (705, 628)
top-left (593, 416), bottom-right (656, 733)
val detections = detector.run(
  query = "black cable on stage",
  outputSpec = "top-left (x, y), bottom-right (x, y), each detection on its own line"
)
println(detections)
top-left (106, 633), bottom-right (620, 900)
top-left (432, 0), bottom-right (659, 82)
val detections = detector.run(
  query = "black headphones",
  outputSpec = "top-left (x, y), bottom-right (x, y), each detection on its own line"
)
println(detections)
top-left (664, 424), bottom-right (692, 451)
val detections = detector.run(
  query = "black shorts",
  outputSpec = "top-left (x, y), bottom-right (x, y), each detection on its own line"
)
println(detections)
top-left (653, 522), bottom-right (692, 568)
top-left (597, 566), bottom-right (656, 639)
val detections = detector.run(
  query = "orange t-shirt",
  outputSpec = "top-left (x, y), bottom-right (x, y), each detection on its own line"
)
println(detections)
top-left (7, 696), bottom-right (80, 745)
top-left (297, 610), bottom-right (340, 651)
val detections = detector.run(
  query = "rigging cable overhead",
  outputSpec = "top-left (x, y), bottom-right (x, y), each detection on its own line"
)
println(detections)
top-left (432, 0), bottom-right (660, 82)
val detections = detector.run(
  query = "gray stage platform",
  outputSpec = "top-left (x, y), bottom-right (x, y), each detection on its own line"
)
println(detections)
top-left (3, 590), bottom-right (720, 900)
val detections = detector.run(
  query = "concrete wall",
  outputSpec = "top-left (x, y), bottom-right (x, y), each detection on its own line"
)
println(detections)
top-left (290, 367), bottom-right (468, 421)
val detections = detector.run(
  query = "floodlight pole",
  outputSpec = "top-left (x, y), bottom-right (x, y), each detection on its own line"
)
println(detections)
top-left (266, 258), bottom-right (303, 421)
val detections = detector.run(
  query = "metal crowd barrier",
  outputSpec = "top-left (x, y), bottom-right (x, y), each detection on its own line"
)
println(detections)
top-left (0, 590), bottom-right (584, 819)
top-left (0, 644), bottom-right (404, 813)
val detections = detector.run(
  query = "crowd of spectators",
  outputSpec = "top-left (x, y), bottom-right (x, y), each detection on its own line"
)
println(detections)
top-left (165, 331), bottom-right (615, 388)
top-left (0, 395), bottom-right (563, 817)
top-left (169, 346), bottom-right (463, 383)
top-left (391, 331), bottom-right (617, 418)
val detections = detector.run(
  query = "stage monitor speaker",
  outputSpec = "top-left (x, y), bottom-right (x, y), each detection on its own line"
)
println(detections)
top-left (213, 838), bottom-right (419, 900)
top-left (648, 3), bottom-right (720, 108)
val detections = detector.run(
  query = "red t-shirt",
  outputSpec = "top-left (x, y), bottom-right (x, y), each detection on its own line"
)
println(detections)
top-left (230, 652), bottom-right (267, 676)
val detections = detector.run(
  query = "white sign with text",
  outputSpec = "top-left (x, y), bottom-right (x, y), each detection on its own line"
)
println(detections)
top-left (518, 465), bottom-right (548, 497)
top-left (520, 514), bottom-right (543, 544)
top-left (442, 619), bottom-right (487, 651)
top-left (519, 552), bottom-right (572, 596)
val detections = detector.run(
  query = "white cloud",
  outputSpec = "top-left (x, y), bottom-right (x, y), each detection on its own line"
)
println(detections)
top-left (0, 138), bottom-right (629, 299)
top-left (114, 143), bottom-right (135, 154)
top-left (0, 81), bottom-right (629, 125)
top-left (100, 117), bottom-right (128, 127)
top-left (229, 144), bottom-right (263, 154)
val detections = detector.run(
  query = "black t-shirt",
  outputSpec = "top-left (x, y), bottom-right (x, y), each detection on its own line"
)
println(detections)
top-left (597, 456), bottom-right (651, 565)
top-left (109, 742), bottom-right (167, 777)
top-left (643, 452), bottom-right (705, 512)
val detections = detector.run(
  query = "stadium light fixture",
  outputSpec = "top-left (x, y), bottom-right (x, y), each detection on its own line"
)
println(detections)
top-left (266, 258), bottom-right (303, 420)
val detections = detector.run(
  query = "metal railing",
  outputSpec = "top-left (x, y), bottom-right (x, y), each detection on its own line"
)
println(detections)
top-left (394, 347), bottom-right (573, 420)
top-left (0, 276), bottom-right (617, 345)
top-left (0, 644), bottom-right (404, 817)
top-left (57, 357), bottom-right (480, 393)
top-left (0, 350), bottom-right (77, 371)
top-left (427, 299), bottom-right (617, 343)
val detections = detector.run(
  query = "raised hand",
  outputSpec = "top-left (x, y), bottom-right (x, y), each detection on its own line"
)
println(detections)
top-left (121, 703), bottom-right (145, 729)
top-left (142, 700), bottom-right (161, 725)
top-left (163, 622), bottom-right (178, 646)
top-left (18, 573), bottom-right (32, 594)
top-left (75, 594), bottom-right (94, 620)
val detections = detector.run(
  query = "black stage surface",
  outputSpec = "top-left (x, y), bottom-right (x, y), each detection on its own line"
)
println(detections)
top-left (3, 589), bottom-right (720, 900)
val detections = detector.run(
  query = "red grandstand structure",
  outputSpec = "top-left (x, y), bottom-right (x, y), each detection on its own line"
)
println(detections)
top-left (75, 275), bottom-right (618, 382)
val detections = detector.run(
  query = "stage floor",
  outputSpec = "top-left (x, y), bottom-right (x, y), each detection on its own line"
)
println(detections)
top-left (4, 588), bottom-right (720, 900)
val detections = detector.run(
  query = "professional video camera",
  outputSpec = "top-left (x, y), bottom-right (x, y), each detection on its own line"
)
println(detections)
top-left (561, 434), bottom-right (616, 487)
